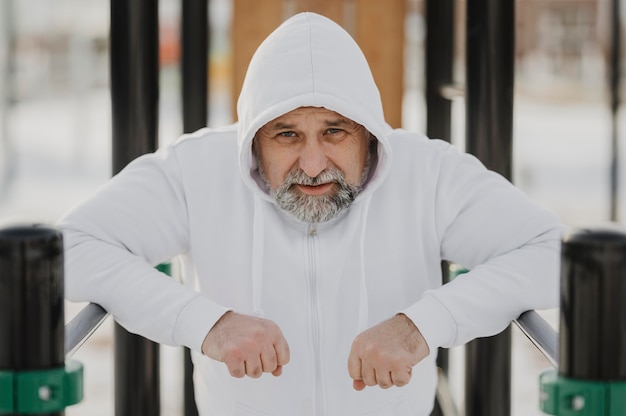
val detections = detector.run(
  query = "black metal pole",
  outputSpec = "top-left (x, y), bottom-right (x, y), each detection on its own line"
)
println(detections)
top-left (110, 0), bottom-right (159, 169)
top-left (609, 0), bottom-right (621, 222)
top-left (538, 227), bottom-right (626, 414)
top-left (425, 3), bottom-right (455, 414)
top-left (425, 0), bottom-right (454, 142)
top-left (560, 227), bottom-right (626, 380)
top-left (465, 332), bottom-right (512, 415)
top-left (465, 0), bottom-right (514, 178)
top-left (182, 0), bottom-right (209, 133)
top-left (0, 225), bottom-right (65, 416)
top-left (464, 1), bottom-right (515, 415)
top-left (181, 1), bottom-right (209, 414)
top-left (110, 0), bottom-right (160, 415)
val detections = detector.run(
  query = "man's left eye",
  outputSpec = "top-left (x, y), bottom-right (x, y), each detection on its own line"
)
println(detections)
top-left (326, 128), bottom-right (342, 135)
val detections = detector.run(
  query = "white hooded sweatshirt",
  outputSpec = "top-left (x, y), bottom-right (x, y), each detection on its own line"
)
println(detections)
top-left (61, 12), bottom-right (563, 416)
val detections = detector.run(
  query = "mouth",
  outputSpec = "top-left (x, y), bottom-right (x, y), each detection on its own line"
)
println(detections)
top-left (295, 182), bottom-right (334, 196)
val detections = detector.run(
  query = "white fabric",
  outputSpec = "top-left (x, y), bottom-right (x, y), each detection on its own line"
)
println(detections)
top-left (60, 12), bottom-right (563, 416)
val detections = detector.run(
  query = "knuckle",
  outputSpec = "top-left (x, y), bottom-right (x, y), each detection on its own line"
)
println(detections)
top-left (394, 373), bottom-right (411, 387)
top-left (363, 373), bottom-right (377, 386)
top-left (267, 320), bottom-right (281, 332)
top-left (265, 354), bottom-right (278, 366)
top-left (362, 342), bottom-right (376, 354)
top-left (223, 345), bottom-right (246, 362)
top-left (359, 343), bottom-right (378, 360)
top-left (263, 362), bottom-right (277, 373)
top-left (278, 352), bottom-right (290, 365)
top-left (251, 326), bottom-right (267, 339)
top-left (388, 356), bottom-right (405, 369)
top-left (363, 348), bottom-right (389, 366)
top-left (243, 338), bottom-right (260, 351)
top-left (395, 379), bottom-right (408, 387)
top-left (229, 367), bottom-right (245, 378)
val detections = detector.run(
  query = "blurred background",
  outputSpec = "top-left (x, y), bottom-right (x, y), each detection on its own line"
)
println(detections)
top-left (0, 0), bottom-right (623, 415)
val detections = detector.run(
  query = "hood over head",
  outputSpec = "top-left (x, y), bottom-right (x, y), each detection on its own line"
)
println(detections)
top-left (237, 12), bottom-right (393, 202)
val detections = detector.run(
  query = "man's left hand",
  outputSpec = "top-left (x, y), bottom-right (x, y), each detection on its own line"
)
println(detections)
top-left (347, 313), bottom-right (429, 391)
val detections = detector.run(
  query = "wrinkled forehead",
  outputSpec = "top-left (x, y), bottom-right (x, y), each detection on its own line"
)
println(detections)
top-left (259, 106), bottom-right (361, 132)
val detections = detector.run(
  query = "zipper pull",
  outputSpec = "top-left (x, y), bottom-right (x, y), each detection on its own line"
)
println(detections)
top-left (309, 224), bottom-right (318, 236)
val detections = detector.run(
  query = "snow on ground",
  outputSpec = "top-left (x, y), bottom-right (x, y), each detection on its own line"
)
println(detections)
top-left (0, 86), bottom-right (622, 415)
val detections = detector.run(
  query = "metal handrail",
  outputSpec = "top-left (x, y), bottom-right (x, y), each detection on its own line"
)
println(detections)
top-left (65, 303), bottom-right (109, 357)
top-left (514, 310), bottom-right (558, 367)
top-left (62, 307), bottom-right (558, 364)
top-left (62, 303), bottom-right (558, 410)
top-left (434, 309), bottom-right (558, 416)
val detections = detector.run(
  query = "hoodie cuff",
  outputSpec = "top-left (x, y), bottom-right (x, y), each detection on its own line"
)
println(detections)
top-left (399, 294), bottom-right (457, 353)
top-left (173, 295), bottom-right (232, 353)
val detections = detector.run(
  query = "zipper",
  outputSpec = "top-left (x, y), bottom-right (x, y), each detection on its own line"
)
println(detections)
top-left (307, 223), bottom-right (325, 416)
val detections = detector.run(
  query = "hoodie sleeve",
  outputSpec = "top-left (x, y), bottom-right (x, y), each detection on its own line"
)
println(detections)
top-left (402, 144), bottom-right (564, 351)
top-left (59, 145), bottom-right (230, 352)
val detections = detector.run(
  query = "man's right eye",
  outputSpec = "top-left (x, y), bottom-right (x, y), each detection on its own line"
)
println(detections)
top-left (278, 131), bottom-right (296, 138)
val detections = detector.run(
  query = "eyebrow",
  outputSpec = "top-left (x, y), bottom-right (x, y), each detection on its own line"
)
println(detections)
top-left (270, 121), bottom-right (296, 130)
top-left (269, 117), bottom-right (352, 131)
top-left (324, 118), bottom-right (351, 127)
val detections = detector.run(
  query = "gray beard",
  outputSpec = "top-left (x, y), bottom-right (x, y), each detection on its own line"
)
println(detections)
top-left (255, 152), bottom-right (370, 224)
top-left (270, 167), bottom-right (361, 223)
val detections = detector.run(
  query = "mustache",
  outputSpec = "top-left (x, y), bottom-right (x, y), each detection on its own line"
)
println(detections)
top-left (282, 168), bottom-right (346, 188)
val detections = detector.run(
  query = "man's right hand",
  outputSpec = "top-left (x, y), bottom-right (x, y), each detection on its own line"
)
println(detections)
top-left (201, 311), bottom-right (290, 378)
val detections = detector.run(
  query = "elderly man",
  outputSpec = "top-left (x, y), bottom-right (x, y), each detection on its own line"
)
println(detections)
top-left (61, 12), bottom-right (563, 416)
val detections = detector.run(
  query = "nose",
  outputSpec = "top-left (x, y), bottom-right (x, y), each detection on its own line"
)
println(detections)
top-left (298, 138), bottom-right (328, 178)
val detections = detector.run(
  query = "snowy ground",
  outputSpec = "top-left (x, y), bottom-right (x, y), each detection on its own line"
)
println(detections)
top-left (0, 85), bottom-right (622, 415)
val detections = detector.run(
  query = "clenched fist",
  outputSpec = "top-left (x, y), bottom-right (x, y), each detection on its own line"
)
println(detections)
top-left (202, 311), bottom-right (290, 378)
top-left (348, 313), bottom-right (429, 391)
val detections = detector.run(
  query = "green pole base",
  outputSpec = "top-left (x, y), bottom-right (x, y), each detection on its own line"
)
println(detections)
top-left (0, 359), bottom-right (83, 414)
top-left (540, 368), bottom-right (626, 416)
